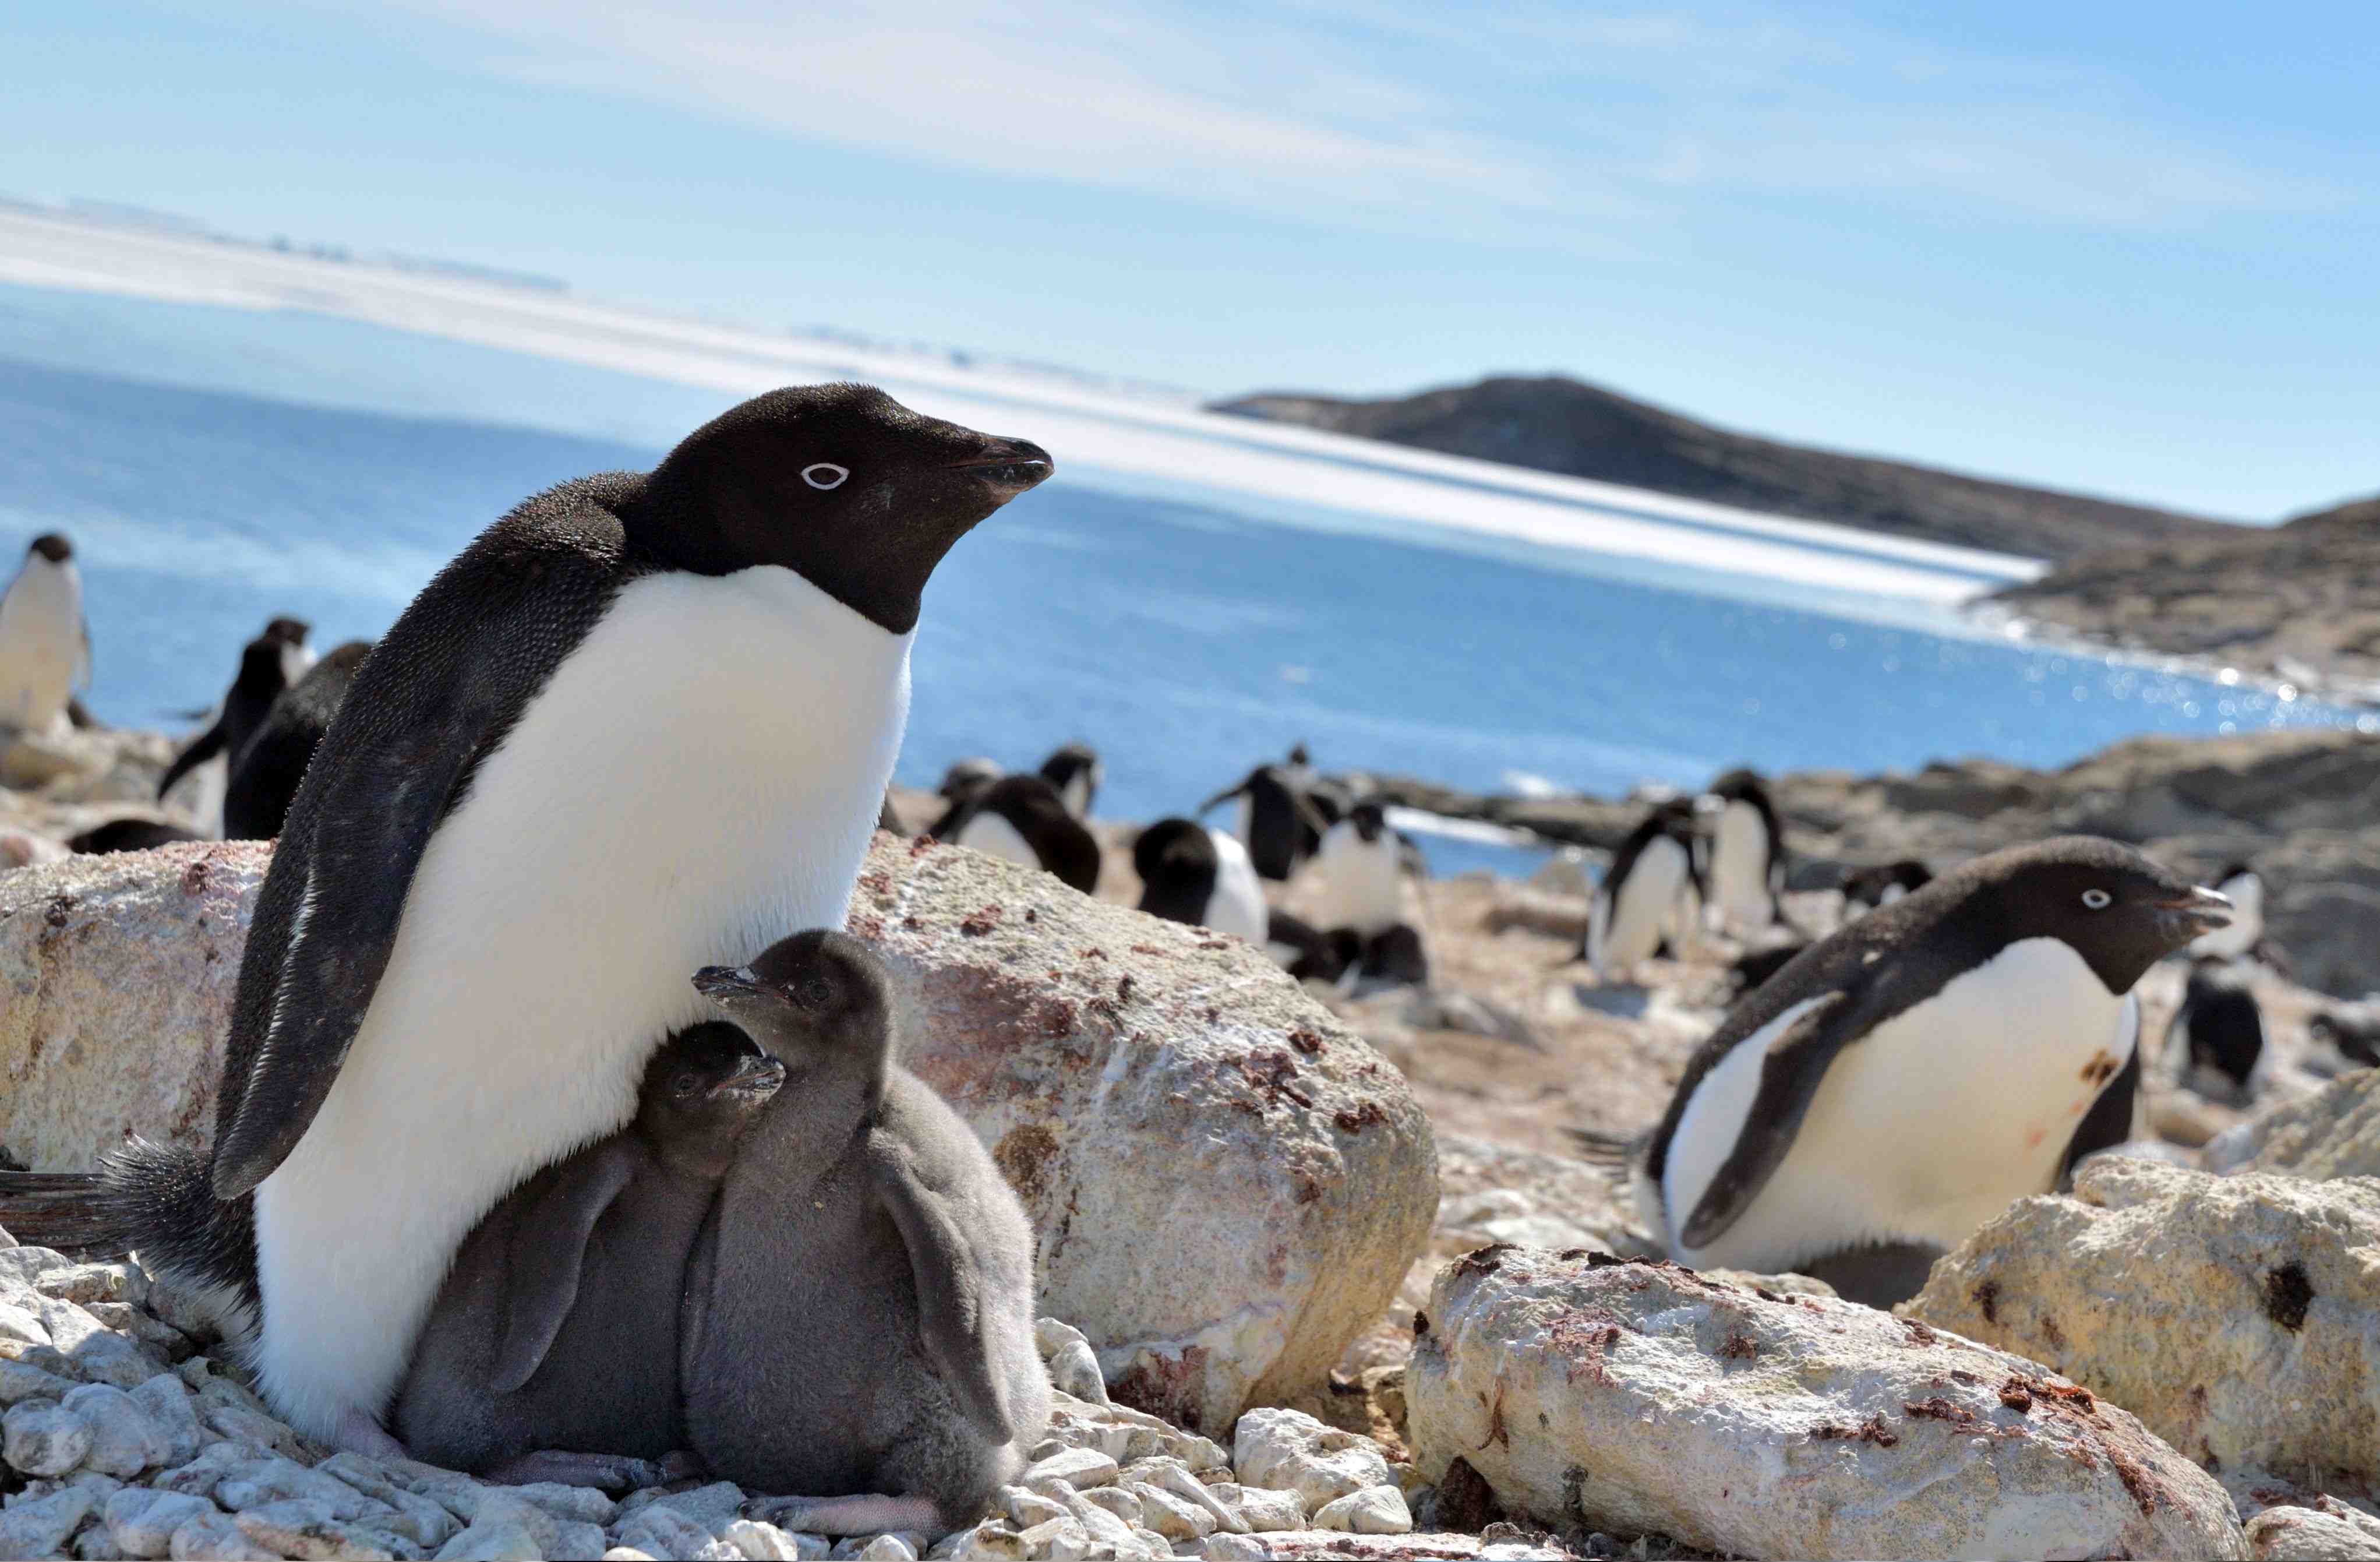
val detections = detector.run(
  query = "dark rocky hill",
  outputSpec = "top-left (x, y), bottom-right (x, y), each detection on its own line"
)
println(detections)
top-left (1213, 375), bottom-right (2238, 563)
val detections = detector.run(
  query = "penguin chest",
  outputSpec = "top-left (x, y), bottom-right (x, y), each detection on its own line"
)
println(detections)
top-left (0, 563), bottom-right (82, 727)
top-left (1592, 837), bottom-right (1688, 974)
top-left (1670, 937), bottom-right (2136, 1270)
top-left (1707, 803), bottom-right (1770, 925)
top-left (1312, 831), bottom-right (1401, 937)
top-left (956, 810), bottom-right (1041, 872)
top-left (1204, 830), bottom-right (1271, 944)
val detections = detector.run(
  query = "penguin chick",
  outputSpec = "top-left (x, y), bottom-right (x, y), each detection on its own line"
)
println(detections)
top-left (684, 931), bottom-right (1050, 1538)
top-left (393, 1023), bottom-right (784, 1490)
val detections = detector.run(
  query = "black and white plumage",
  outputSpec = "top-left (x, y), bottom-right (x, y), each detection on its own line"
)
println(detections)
top-left (1625, 837), bottom-right (2229, 1306)
top-left (156, 616), bottom-right (312, 815)
top-left (931, 773), bottom-right (1101, 895)
top-left (1134, 817), bottom-right (1269, 945)
top-left (0, 533), bottom-right (91, 735)
top-left (1308, 801), bottom-right (1406, 940)
top-left (221, 640), bottom-right (370, 841)
top-left (1037, 742), bottom-right (1101, 820)
top-left (2188, 862), bottom-right (2264, 961)
top-left (1586, 799), bottom-right (1704, 979)
top-left (393, 1023), bottom-right (782, 1489)
top-left (2166, 960), bottom-right (2265, 1097)
top-left (1199, 763), bottom-right (1329, 882)
top-left (179, 384), bottom-right (1046, 1452)
top-left (1840, 859), bottom-right (1932, 917)
top-left (1700, 768), bottom-right (1784, 934)
top-left (686, 932), bottom-right (1050, 1536)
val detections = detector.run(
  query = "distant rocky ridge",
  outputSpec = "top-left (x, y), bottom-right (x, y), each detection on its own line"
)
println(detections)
top-left (1989, 490), bottom-right (2380, 696)
top-left (1211, 375), bottom-right (2237, 563)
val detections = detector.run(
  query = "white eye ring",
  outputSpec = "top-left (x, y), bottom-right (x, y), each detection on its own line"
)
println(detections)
top-left (801, 463), bottom-right (849, 490)
top-left (2082, 888), bottom-right (2111, 910)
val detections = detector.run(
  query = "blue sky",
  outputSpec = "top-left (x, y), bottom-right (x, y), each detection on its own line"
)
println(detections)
top-left (5, 0), bottom-right (2373, 520)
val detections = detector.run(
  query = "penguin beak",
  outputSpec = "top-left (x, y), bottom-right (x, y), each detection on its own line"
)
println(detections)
top-left (950, 439), bottom-right (1054, 498)
top-left (2155, 886), bottom-right (2233, 940)
top-left (718, 1053), bottom-right (788, 1097)
top-left (693, 965), bottom-right (762, 1001)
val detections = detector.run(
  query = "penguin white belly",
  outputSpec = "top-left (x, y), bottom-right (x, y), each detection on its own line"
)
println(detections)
top-left (1309, 827), bottom-right (1402, 937)
top-left (1706, 803), bottom-right (1770, 930)
top-left (1666, 937), bottom-right (2135, 1274)
top-left (1591, 837), bottom-right (1687, 976)
top-left (1061, 772), bottom-right (1093, 819)
top-left (251, 565), bottom-right (909, 1440)
top-left (2190, 878), bottom-right (2261, 960)
top-left (1204, 828), bottom-right (1270, 945)
top-left (0, 561), bottom-right (82, 732)
top-left (956, 810), bottom-right (1040, 872)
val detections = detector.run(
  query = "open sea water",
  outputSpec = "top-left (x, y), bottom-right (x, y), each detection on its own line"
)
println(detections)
top-left (0, 282), bottom-right (2354, 877)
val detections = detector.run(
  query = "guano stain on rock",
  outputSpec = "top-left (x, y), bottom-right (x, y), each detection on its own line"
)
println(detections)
top-left (2263, 1261), bottom-right (2314, 1331)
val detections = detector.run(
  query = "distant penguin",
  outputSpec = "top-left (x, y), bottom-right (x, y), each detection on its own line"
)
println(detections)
top-left (1726, 938), bottom-right (1810, 996)
top-left (2167, 960), bottom-right (2265, 1098)
top-left (222, 641), bottom-right (372, 840)
top-left (1199, 763), bottom-right (1329, 882)
top-left (2310, 1003), bottom-right (2380, 1070)
top-left (2188, 862), bottom-right (2263, 961)
top-left (1625, 837), bottom-right (2229, 1306)
top-left (1308, 801), bottom-right (1406, 940)
top-left (685, 932), bottom-right (1050, 1536)
top-left (157, 616), bottom-right (313, 814)
top-left (1135, 817), bottom-right (1270, 944)
top-left (69, 818), bottom-right (207, 855)
top-left (1360, 923), bottom-right (1430, 988)
top-left (940, 774), bottom-right (1101, 895)
top-left (1279, 742), bottom-right (1346, 856)
top-left (394, 1022), bottom-right (783, 1489)
top-left (1586, 800), bottom-right (1703, 980)
top-left (1264, 909), bottom-right (1355, 983)
top-left (182, 383), bottom-right (1047, 1452)
top-left (1841, 859), bottom-right (1931, 918)
top-left (1037, 742), bottom-right (1101, 820)
top-left (0, 533), bottom-right (91, 735)
top-left (1700, 768), bottom-right (1784, 933)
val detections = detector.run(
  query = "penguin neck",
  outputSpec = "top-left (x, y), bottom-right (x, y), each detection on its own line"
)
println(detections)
top-left (733, 1058), bottom-right (887, 1191)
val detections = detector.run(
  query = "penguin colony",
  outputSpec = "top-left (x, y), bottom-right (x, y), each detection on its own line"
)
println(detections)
top-left (0, 378), bottom-right (2285, 1522)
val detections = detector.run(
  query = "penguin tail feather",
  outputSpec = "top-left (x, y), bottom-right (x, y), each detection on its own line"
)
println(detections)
top-left (0, 1141), bottom-right (256, 1307)
top-left (0, 1168), bottom-right (118, 1256)
top-left (1566, 1126), bottom-right (1639, 1181)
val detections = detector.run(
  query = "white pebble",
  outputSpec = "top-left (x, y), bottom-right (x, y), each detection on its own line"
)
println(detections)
top-left (1031, 1320), bottom-right (1092, 1360)
top-left (719, 1518), bottom-right (825, 1560)
top-left (4, 1396), bottom-right (94, 1476)
top-left (65, 1381), bottom-right (175, 1478)
top-left (0, 1485), bottom-right (98, 1559)
top-left (1228, 1408), bottom-right (1392, 1508)
top-left (1122, 1480), bottom-right (1212, 1540)
top-left (435, 1517), bottom-right (548, 1560)
top-left (129, 1374), bottom-right (207, 1468)
top-left (552, 1519), bottom-right (611, 1559)
top-left (169, 1507), bottom-right (280, 1560)
top-left (1020, 1447), bottom-right (1117, 1492)
top-left (235, 1496), bottom-right (415, 1560)
top-left (1192, 1536), bottom-right (1268, 1562)
top-left (105, 1486), bottom-right (216, 1560)
top-left (1044, 1341), bottom-right (1107, 1407)
top-left (1207, 1483), bottom-right (1304, 1532)
top-left (1312, 1484), bottom-right (1413, 1534)
top-left (1, 1358), bottom-right (79, 1406)
top-left (506, 1482), bottom-right (619, 1526)
top-left (1139, 1464), bottom-right (1244, 1535)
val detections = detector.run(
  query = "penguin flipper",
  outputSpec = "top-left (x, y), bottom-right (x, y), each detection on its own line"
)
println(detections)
top-left (1678, 990), bottom-right (1855, 1250)
top-left (156, 717), bottom-right (228, 801)
top-left (866, 1131), bottom-right (1015, 1444)
top-left (492, 1143), bottom-right (641, 1393)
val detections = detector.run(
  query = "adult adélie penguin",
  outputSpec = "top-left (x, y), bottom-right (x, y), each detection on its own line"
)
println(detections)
top-left (1619, 837), bottom-right (2227, 1307)
top-left (0, 533), bottom-right (91, 735)
top-left (1585, 799), bottom-right (1703, 981)
top-left (1699, 767), bottom-right (1784, 935)
top-left (197, 383), bottom-right (1050, 1453)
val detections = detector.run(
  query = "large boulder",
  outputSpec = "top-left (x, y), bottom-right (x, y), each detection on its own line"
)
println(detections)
top-left (1904, 1157), bottom-right (2380, 1487)
top-left (1, 842), bottom-right (262, 1170)
top-left (0, 833), bottom-right (1438, 1432)
top-left (1408, 1246), bottom-right (2244, 1561)
top-left (2204, 1069), bottom-right (2380, 1178)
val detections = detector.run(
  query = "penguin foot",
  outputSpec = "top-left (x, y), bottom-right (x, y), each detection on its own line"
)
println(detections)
top-left (331, 1408), bottom-right (409, 1462)
top-left (482, 1450), bottom-right (675, 1494)
top-left (741, 1493), bottom-right (941, 1538)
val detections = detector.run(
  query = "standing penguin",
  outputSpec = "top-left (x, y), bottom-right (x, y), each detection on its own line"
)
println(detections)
top-left (394, 1022), bottom-right (785, 1488)
top-left (934, 773), bottom-right (1101, 895)
top-left (1840, 859), bottom-right (1931, 918)
top-left (156, 617), bottom-right (313, 816)
top-left (1306, 801), bottom-right (1406, 940)
top-left (685, 932), bottom-right (1050, 1536)
top-left (0, 533), bottom-right (91, 735)
top-left (1037, 742), bottom-right (1101, 820)
top-left (1586, 799), bottom-right (1703, 981)
top-left (2188, 862), bottom-right (2264, 961)
top-left (1134, 817), bottom-right (1270, 945)
top-left (1199, 763), bottom-right (1330, 882)
top-left (222, 641), bottom-right (373, 840)
top-left (186, 384), bottom-right (1047, 1452)
top-left (2166, 960), bottom-right (2265, 1099)
top-left (1700, 768), bottom-right (1784, 935)
top-left (1621, 837), bottom-right (2229, 1306)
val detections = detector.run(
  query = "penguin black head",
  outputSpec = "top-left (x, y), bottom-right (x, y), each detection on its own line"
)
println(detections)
top-left (940, 756), bottom-right (1003, 802)
top-left (1039, 742), bottom-right (1102, 816)
top-left (1132, 817), bottom-right (1216, 886)
top-left (693, 929), bottom-right (896, 1076)
top-left (1927, 835), bottom-right (2231, 994)
top-left (28, 533), bottom-right (73, 563)
top-left (1287, 743), bottom-right (1311, 767)
top-left (1349, 801), bottom-right (1387, 844)
top-left (1842, 858), bottom-right (1933, 909)
top-left (634, 383), bottom-right (1051, 634)
top-left (263, 617), bottom-right (312, 647)
top-left (636, 1021), bottom-right (787, 1178)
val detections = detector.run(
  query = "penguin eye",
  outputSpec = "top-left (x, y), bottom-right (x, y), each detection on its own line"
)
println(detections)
top-left (801, 463), bottom-right (849, 491)
top-left (797, 976), bottom-right (835, 1009)
top-left (673, 1071), bottom-right (700, 1096)
top-left (2081, 888), bottom-right (2112, 910)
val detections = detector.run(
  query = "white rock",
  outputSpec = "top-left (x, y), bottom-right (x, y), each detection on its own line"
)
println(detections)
top-left (435, 1518), bottom-right (548, 1560)
top-left (1312, 1485), bottom-right (1413, 1534)
top-left (552, 1520), bottom-right (611, 1560)
top-left (234, 1496), bottom-right (416, 1560)
top-left (1121, 1480), bottom-right (1212, 1540)
top-left (2246, 1506), bottom-right (2380, 1561)
top-left (1, 1358), bottom-right (79, 1406)
top-left (1139, 1464), bottom-right (1246, 1535)
top-left (5, 1396), bottom-right (94, 1476)
top-left (129, 1374), bottom-right (207, 1468)
top-left (215, 1455), bottom-right (388, 1521)
top-left (603, 1550), bottom-right (658, 1562)
top-left (626, 1481), bottom-right (745, 1530)
top-left (856, 1537), bottom-right (917, 1561)
top-left (105, 1486), bottom-right (216, 1560)
top-left (996, 1486), bottom-right (1066, 1530)
top-left (936, 1521), bottom-right (1025, 1561)
top-left (1044, 1341), bottom-right (1108, 1407)
top-left (1408, 1247), bottom-right (2247, 1562)
top-left (0, 1297), bottom-right (52, 1349)
top-left (169, 1507), bottom-right (281, 1561)
top-left (0, 1483), bottom-right (97, 1559)
top-left (1020, 1447), bottom-right (1118, 1491)
top-left (1205, 1484), bottom-right (1304, 1533)
top-left (719, 1518), bottom-right (827, 1560)
top-left (614, 1504), bottom-right (721, 1561)
top-left (64, 1382), bottom-right (175, 1478)
top-left (506, 1482), bottom-right (619, 1526)
top-left (1191, 1536), bottom-right (1268, 1562)
top-left (1075, 1483), bottom-right (1142, 1527)
top-left (1230, 1408), bottom-right (1392, 1509)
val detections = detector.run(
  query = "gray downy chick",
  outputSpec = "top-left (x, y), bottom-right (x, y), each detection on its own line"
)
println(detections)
top-left (392, 1022), bottom-right (784, 1490)
top-left (684, 929), bottom-right (1051, 1537)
